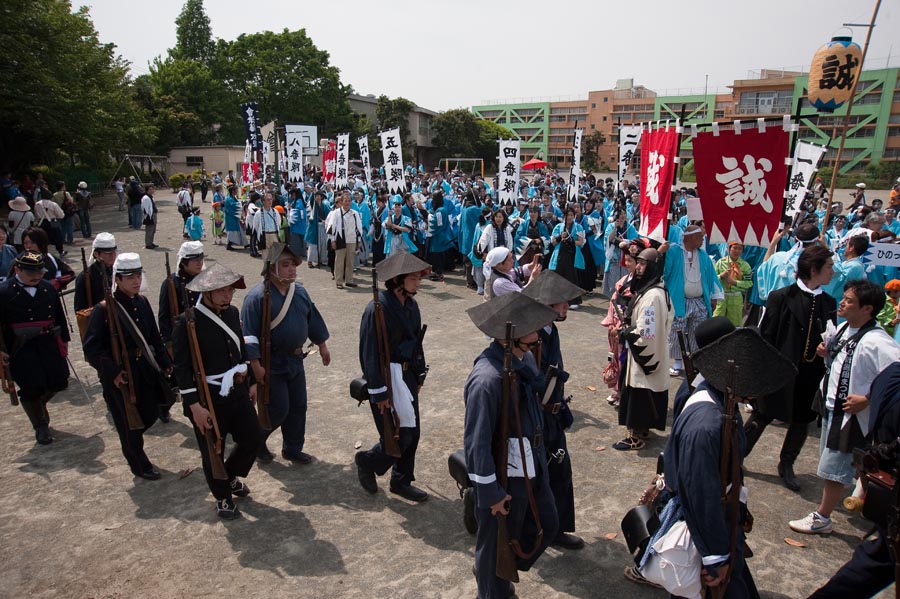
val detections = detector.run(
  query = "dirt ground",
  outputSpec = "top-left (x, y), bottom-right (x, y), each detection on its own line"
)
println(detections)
top-left (0, 190), bottom-right (893, 599)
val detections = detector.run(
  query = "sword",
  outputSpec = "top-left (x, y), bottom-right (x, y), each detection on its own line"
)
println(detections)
top-left (67, 356), bottom-right (97, 415)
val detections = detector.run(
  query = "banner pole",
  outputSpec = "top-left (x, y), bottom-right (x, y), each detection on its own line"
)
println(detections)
top-left (783, 101), bottom-right (804, 231)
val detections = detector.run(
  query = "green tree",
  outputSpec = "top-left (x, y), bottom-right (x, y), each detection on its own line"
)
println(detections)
top-left (475, 119), bottom-right (516, 168)
top-left (375, 96), bottom-right (415, 144)
top-left (432, 109), bottom-right (480, 157)
top-left (212, 29), bottom-right (355, 143)
top-left (580, 130), bottom-right (606, 172)
top-left (148, 57), bottom-right (229, 146)
top-left (173, 0), bottom-right (214, 64)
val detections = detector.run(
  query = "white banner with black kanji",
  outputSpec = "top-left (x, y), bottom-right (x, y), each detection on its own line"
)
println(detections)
top-left (497, 139), bottom-right (521, 206)
top-left (380, 128), bottom-right (405, 194)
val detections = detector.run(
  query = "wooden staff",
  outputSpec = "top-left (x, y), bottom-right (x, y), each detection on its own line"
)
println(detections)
top-left (372, 269), bottom-right (402, 458)
top-left (102, 270), bottom-right (144, 430)
top-left (256, 260), bottom-right (273, 431)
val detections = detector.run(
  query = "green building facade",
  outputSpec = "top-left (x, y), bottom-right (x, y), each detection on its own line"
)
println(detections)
top-left (471, 103), bottom-right (549, 162)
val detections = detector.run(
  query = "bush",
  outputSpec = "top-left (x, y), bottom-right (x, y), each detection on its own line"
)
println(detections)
top-left (680, 159), bottom-right (696, 183)
top-left (169, 172), bottom-right (187, 191)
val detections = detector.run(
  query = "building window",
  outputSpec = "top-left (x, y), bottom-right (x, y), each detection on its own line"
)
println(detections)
top-left (602, 116), bottom-right (607, 122)
top-left (591, 103), bottom-right (597, 108)
top-left (591, 124), bottom-right (596, 129)
top-left (186, 156), bottom-right (204, 167)
top-left (856, 92), bottom-right (882, 105)
top-left (603, 97), bottom-right (608, 102)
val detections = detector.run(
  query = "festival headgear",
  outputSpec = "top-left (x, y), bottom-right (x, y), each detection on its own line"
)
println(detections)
top-left (694, 316), bottom-right (736, 350)
top-left (856, 183), bottom-right (866, 189)
top-left (485, 247), bottom-right (511, 269)
top-left (14, 250), bottom-right (46, 272)
top-left (885, 279), bottom-right (900, 293)
top-left (637, 248), bottom-right (660, 263)
top-left (177, 241), bottom-right (204, 264)
top-left (212, 202), bottom-right (221, 208)
top-left (795, 224), bottom-right (820, 243)
top-left (466, 292), bottom-right (559, 340)
top-left (376, 252), bottom-right (431, 284)
top-left (92, 232), bottom-right (116, 252)
top-left (522, 270), bottom-right (584, 306)
top-left (274, 205), bottom-right (285, 214)
top-left (8, 197), bottom-right (29, 212)
top-left (113, 253), bottom-right (143, 278)
top-left (186, 263), bottom-right (246, 293)
top-left (887, 208), bottom-right (897, 214)
top-left (77, 181), bottom-right (87, 190)
top-left (692, 328), bottom-right (796, 398)
top-left (391, 194), bottom-right (403, 206)
top-left (683, 225), bottom-right (704, 237)
top-left (727, 241), bottom-right (744, 248)
top-left (262, 242), bottom-right (301, 276)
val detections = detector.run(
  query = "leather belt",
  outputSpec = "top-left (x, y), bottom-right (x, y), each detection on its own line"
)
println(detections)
top-left (542, 402), bottom-right (561, 415)
top-left (531, 433), bottom-right (543, 449)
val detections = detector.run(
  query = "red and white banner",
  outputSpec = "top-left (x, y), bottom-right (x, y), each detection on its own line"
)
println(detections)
top-left (240, 162), bottom-right (260, 186)
top-left (638, 127), bottom-right (679, 242)
top-left (322, 140), bottom-right (337, 183)
top-left (693, 124), bottom-right (789, 247)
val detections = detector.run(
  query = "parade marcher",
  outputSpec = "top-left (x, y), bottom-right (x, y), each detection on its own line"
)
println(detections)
top-left (754, 223), bottom-right (821, 305)
top-left (601, 210), bottom-right (638, 297)
top-left (483, 246), bottom-right (541, 300)
top-left (140, 183), bottom-right (158, 250)
top-left (185, 207), bottom-right (204, 241)
top-left (663, 224), bottom-right (723, 376)
top-left (21, 227), bottom-right (74, 291)
top-left (355, 253), bottom-right (431, 501)
top-left (548, 207), bottom-right (586, 309)
top-left (713, 241), bottom-right (752, 327)
top-left (83, 253), bottom-right (174, 479)
top-left (74, 232), bottom-right (117, 312)
top-left (241, 243), bottom-right (331, 464)
top-left (326, 190), bottom-right (363, 289)
top-left (427, 192), bottom-right (454, 282)
top-left (74, 181), bottom-right (92, 239)
top-left (172, 263), bottom-right (261, 520)
top-left (307, 189), bottom-right (330, 267)
top-left (463, 292), bottom-right (560, 599)
top-left (0, 250), bottom-right (70, 444)
top-left (224, 185), bottom-right (247, 251)
top-left (744, 245), bottom-right (836, 491)
top-left (476, 209), bottom-right (514, 259)
top-left (383, 197), bottom-right (417, 256)
top-left (653, 328), bottom-right (794, 599)
top-left (252, 192), bottom-right (282, 254)
top-left (7, 196), bottom-right (34, 251)
top-left (34, 191), bottom-right (65, 256)
top-left (614, 248), bottom-right (674, 450)
top-left (287, 187), bottom-right (308, 259)
top-left (522, 271), bottom-right (586, 549)
top-left (789, 279), bottom-right (900, 535)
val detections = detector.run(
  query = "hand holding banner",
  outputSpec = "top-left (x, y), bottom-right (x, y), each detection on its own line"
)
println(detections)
top-left (638, 127), bottom-right (678, 242)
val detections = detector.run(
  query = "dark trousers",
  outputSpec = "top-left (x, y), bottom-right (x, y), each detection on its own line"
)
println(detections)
top-left (428, 249), bottom-right (447, 276)
top-left (188, 396), bottom-right (261, 500)
top-left (19, 387), bottom-right (51, 429)
top-left (357, 398), bottom-right (420, 485)
top-left (743, 412), bottom-right (809, 465)
top-left (78, 208), bottom-right (92, 238)
top-left (372, 238), bottom-right (385, 267)
top-left (547, 432), bottom-right (575, 533)
top-left (474, 474), bottom-right (558, 599)
top-left (260, 363), bottom-right (309, 454)
top-left (808, 534), bottom-right (894, 598)
top-left (102, 383), bottom-right (159, 476)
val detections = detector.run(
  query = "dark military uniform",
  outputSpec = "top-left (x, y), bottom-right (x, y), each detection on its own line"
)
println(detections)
top-left (356, 288), bottom-right (426, 487)
top-left (82, 291), bottom-right (172, 477)
top-left (172, 302), bottom-right (260, 502)
top-left (73, 260), bottom-right (111, 312)
top-left (0, 276), bottom-right (70, 439)
top-left (157, 272), bottom-right (199, 344)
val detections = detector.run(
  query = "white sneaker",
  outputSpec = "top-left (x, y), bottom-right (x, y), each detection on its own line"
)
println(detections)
top-left (789, 511), bottom-right (833, 535)
top-left (569, 304), bottom-right (579, 310)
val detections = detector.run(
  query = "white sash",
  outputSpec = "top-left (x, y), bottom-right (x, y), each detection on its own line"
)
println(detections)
top-left (270, 282), bottom-right (296, 330)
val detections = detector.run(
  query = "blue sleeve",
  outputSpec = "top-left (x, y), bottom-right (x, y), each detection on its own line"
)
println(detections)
top-left (299, 286), bottom-right (329, 345)
top-left (464, 369), bottom-right (507, 509)
top-left (240, 288), bottom-right (262, 361)
top-left (358, 301), bottom-right (388, 403)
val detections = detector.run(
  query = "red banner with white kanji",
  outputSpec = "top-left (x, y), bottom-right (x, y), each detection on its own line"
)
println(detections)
top-left (322, 140), bottom-right (337, 183)
top-left (639, 128), bottom-right (679, 242)
top-left (693, 125), bottom-right (789, 247)
top-left (240, 162), bottom-right (260, 185)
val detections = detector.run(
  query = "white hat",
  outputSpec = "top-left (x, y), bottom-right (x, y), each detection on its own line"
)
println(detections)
top-left (856, 182), bottom-right (867, 189)
top-left (177, 241), bottom-right (204, 263)
top-left (483, 246), bottom-right (511, 280)
top-left (92, 232), bottom-right (116, 251)
top-left (112, 253), bottom-right (142, 287)
top-left (8, 196), bottom-right (29, 212)
top-left (77, 181), bottom-right (88, 190)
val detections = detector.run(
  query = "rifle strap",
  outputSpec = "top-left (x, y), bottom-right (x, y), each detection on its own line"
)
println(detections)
top-left (114, 301), bottom-right (162, 373)
top-left (270, 282), bottom-right (295, 330)
top-left (195, 296), bottom-right (242, 351)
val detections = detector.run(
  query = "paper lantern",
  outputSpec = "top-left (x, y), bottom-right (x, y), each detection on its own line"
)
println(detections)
top-left (808, 36), bottom-right (863, 112)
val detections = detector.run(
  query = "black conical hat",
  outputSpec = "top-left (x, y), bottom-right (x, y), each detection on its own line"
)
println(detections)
top-left (187, 263), bottom-right (246, 292)
top-left (466, 292), bottom-right (558, 340)
top-left (692, 327), bottom-right (797, 398)
top-left (376, 252), bottom-right (431, 283)
top-left (261, 242), bottom-right (301, 275)
top-left (522, 271), bottom-right (585, 306)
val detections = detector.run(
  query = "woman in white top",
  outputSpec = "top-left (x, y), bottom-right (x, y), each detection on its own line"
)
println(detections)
top-left (7, 196), bottom-right (35, 250)
top-left (33, 194), bottom-right (65, 255)
top-left (476, 209), bottom-right (514, 257)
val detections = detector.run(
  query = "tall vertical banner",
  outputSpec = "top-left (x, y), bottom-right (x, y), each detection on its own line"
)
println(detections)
top-left (322, 141), bottom-right (337, 183)
top-left (240, 102), bottom-right (262, 155)
top-left (693, 123), bottom-right (790, 246)
top-left (784, 141), bottom-right (827, 222)
top-left (240, 162), bottom-right (260, 186)
top-left (380, 127), bottom-right (405, 194)
top-left (335, 133), bottom-right (350, 189)
top-left (638, 127), bottom-right (679, 242)
top-left (497, 139), bottom-right (521, 206)
top-left (618, 125), bottom-right (642, 184)
top-left (358, 136), bottom-right (372, 190)
top-left (261, 120), bottom-right (276, 167)
top-left (568, 128), bottom-right (584, 202)
top-left (284, 125), bottom-right (306, 184)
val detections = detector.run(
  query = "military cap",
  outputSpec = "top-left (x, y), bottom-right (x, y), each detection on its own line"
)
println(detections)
top-left (466, 292), bottom-right (558, 340)
top-left (14, 250), bottom-right (46, 272)
top-left (376, 252), bottom-right (431, 283)
top-left (692, 327), bottom-right (796, 398)
top-left (521, 270), bottom-right (583, 306)
top-left (262, 242), bottom-right (301, 275)
top-left (186, 263), bottom-right (246, 292)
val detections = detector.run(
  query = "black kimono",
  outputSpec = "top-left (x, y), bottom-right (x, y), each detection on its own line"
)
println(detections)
top-left (82, 291), bottom-right (172, 477)
top-left (0, 277), bottom-right (69, 430)
top-left (172, 303), bottom-right (260, 501)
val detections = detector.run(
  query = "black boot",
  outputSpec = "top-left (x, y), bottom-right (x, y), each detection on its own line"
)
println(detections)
top-left (778, 461), bottom-right (801, 491)
top-left (742, 412), bottom-right (769, 458)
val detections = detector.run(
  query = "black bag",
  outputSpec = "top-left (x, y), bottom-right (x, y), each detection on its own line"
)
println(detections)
top-left (448, 450), bottom-right (471, 491)
top-left (863, 472), bottom-right (894, 528)
top-left (350, 377), bottom-right (368, 404)
top-left (621, 505), bottom-right (661, 566)
top-left (142, 215), bottom-right (153, 227)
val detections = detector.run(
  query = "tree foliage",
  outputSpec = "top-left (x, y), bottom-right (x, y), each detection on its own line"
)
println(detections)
top-left (375, 96), bottom-right (415, 143)
top-left (0, 0), bottom-right (155, 171)
top-left (580, 130), bottom-right (607, 172)
top-left (432, 109), bottom-right (480, 157)
top-left (475, 119), bottom-right (515, 167)
top-left (173, 0), bottom-right (213, 64)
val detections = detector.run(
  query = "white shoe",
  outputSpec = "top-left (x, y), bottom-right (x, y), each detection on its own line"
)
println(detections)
top-left (569, 304), bottom-right (579, 310)
top-left (789, 512), bottom-right (833, 535)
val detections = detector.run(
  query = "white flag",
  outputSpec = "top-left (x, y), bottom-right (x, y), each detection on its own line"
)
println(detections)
top-left (358, 136), bottom-right (372, 191)
top-left (243, 139), bottom-right (251, 165)
top-left (568, 128), bottom-right (584, 202)
top-left (784, 141), bottom-right (827, 221)
top-left (284, 125), bottom-right (305, 184)
top-left (336, 133), bottom-right (350, 189)
top-left (497, 140), bottom-right (521, 206)
top-left (379, 127), bottom-right (405, 195)
top-left (618, 125), bottom-right (642, 184)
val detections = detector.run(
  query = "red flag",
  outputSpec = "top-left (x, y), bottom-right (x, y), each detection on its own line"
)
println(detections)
top-left (322, 140), bottom-right (337, 183)
top-left (693, 126), bottom-right (789, 246)
top-left (639, 128), bottom-right (678, 242)
top-left (240, 162), bottom-right (260, 185)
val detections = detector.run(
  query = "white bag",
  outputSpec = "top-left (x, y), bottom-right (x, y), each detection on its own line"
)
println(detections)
top-left (639, 520), bottom-right (702, 599)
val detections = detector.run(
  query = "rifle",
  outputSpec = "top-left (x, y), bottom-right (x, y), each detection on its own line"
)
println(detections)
top-left (256, 260), bottom-right (273, 431)
top-left (74, 248), bottom-right (94, 341)
top-left (181, 284), bottom-right (228, 480)
top-left (710, 360), bottom-right (741, 599)
top-left (102, 270), bottom-right (144, 430)
top-left (0, 327), bottom-right (18, 406)
top-left (81, 248), bottom-right (92, 307)
top-left (677, 330), bottom-right (698, 392)
top-left (164, 253), bottom-right (179, 358)
top-left (494, 321), bottom-right (519, 583)
top-left (372, 269), bottom-right (402, 458)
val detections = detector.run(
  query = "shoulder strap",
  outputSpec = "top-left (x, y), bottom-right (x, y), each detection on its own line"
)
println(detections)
top-left (270, 282), bottom-right (296, 330)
